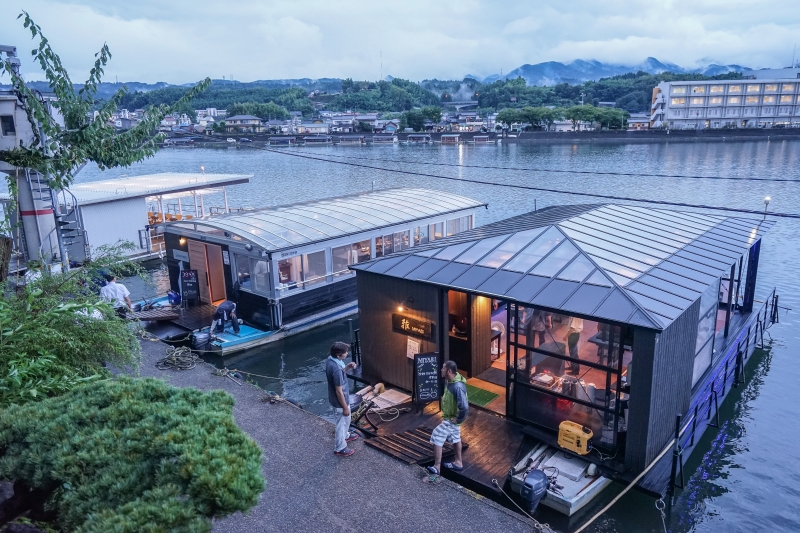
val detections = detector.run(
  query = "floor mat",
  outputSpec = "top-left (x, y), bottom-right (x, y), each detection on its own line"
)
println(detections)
top-left (476, 366), bottom-right (506, 388)
top-left (465, 383), bottom-right (499, 407)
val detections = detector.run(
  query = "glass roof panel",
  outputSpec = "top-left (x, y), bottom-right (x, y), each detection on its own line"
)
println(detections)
top-left (454, 235), bottom-right (509, 264)
top-left (633, 275), bottom-right (701, 301)
top-left (276, 209), bottom-right (360, 232)
top-left (588, 210), bottom-right (697, 243)
top-left (556, 255), bottom-right (595, 282)
top-left (666, 256), bottom-right (727, 277)
top-left (477, 227), bottom-right (547, 268)
top-left (625, 291), bottom-right (683, 320)
top-left (561, 284), bottom-right (613, 316)
top-left (584, 269), bottom-right (613, 287)
top-left (290, 204), bottom-right (387, 228)
top-left (578, 242), bottom-right (652, 272)
top-left (502, 227), bottom-right (564, 273)
top-left (434, 242), bottom-right (476, 261)
top-left (532, 279), bottom-right (579, 308)
top-left (656, 261), bottom-right (718, 286)
top-left (641, 268), bottom-right (709, 293)
top-left (570, 213), bottom-right (690, 248)
top-left (415, 248), bottom-right (441, 257)
top-left (605, 206), bottom-right (710, 237)
top-left (561, 228), bottom-right (663, 265)
top-left (625, 282), bottom-right (693, 309)
top-left (247, 213), bottom-right (329, 240)
top-left (589, 256), bottom-right (641, 281)
top-left (560, 222), bottom-right (674, 259)
top-left (451, 266), bottom-right (496, 290)
top-left (530, 241), bottom-right (578, 277)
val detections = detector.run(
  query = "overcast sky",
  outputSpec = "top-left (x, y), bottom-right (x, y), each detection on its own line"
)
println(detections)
top-left (4, 1), bottom-right (800, 84)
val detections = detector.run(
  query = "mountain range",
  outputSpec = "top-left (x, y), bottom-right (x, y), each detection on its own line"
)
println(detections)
top-left (468, 57), bottom-right (747, 86)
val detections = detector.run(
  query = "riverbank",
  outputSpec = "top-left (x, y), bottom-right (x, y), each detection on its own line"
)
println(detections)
top-left (130, 338), bottom-right (537, 533)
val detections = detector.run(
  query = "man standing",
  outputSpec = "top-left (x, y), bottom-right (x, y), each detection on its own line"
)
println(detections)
top-left (210, 300), bottom-right (241, 336)
top-left (99, 274), bottom-right (132, 318)
top-left (427, 360), bottom-right (469, 476)
top-left (326, 341), bottom-right (358, 457)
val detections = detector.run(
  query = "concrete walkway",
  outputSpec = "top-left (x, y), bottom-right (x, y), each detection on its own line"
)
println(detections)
top-left (133, 339), bottom-right (536, 533)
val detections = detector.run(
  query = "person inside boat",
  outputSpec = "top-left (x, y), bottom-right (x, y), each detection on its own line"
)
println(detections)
top-left (210, 300), bottom-right (240, 336)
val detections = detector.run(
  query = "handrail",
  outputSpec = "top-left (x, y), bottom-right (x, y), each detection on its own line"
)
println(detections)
top-left (276, 267), bottom-right (354, 291)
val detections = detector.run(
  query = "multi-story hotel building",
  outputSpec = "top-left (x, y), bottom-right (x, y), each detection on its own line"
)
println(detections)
top-left (651, 68), bottom-right (800, 129)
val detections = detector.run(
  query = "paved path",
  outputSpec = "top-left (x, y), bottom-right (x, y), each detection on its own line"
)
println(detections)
top-left (133, 339), bottom-right (536, 533)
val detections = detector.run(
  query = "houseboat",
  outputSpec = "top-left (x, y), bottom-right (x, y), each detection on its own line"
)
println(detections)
top-left (161, 188), bottom-right (485, 354)
top-left (473, 135), bottom-right (494, 144)
top-left (339, 135), bottom-right (366, 145)
top-left (407, 134), bottom-right (432, 144)
top-left (303, 135), bottom-right (333, 145)
top-left (441, 133), bottom-right (461, 144)
top-left (351, 203), bottom-right (776, 515)
top-left (371, 134), bottom-right (398, 144)
top-left (268, 136), bottom-right (297, 146)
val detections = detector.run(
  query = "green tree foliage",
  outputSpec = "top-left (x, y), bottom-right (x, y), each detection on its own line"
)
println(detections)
top-left (400, 110), bottom-right (425, 131)
top-left (564, 104), bottom-right (599, 130)
top-left (0, 242), bottom-right (143, 407)
top-left (420, 106), bottom-right (442, 123)
top-left (0, 12), bottom-right (210, 199)
top-left (119, 85), bottom-right (314, 116)
top-left (329, 79), bottom-right (439, 112)
top-left (227, 101), bottom-right (289, 120)
top-left (0, 377), bottom-right (265, 531)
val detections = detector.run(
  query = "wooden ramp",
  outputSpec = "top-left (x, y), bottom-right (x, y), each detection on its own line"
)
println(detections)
top-left (364, 426), bottom-right (467, 465)
top-left (127, 308), bottom-right (180, 321)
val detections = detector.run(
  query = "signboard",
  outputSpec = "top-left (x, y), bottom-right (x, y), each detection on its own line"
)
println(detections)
top-left (414, 352), bottom-right (440, 404)
top-left (181, 269), bottom-right (200, 300)
top-left (173, 249), bottom-right (190, 262)
top-left (222, 250), bottom-right (230, 265)
top-left (392, 313), bottom-right (433, 339)
top-left (406, 337), bottom-right (420, 359)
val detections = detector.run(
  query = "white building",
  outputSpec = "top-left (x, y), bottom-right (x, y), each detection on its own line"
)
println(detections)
top-left (651, 69), bottom-right (800, 129)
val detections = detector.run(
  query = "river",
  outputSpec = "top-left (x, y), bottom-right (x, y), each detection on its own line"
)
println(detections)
top-left (78, 140), bottom-right (800, 532)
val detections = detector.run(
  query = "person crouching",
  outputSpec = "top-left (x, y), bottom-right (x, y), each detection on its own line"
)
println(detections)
top-left (427, 360), bottom-right (469, 476)
top-left (210, 300), bottom-right (240, 336)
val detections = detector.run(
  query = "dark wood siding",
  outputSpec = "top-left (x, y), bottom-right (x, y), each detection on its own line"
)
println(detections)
top-left (357, 271), bottom-right (441, 391)
top-left (626, 300), bottom-right (701, 472)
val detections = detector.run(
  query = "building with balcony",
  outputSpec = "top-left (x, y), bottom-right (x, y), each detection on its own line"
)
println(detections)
top-left (225, 115), bottom-right (265, 133)
top-left (651, 70), bottom-right (800, 129)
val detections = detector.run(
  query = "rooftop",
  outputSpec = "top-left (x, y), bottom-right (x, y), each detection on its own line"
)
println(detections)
top-left (352, 204), bottom-right (774, 330)
top-left (166, 188), bottom-right (486, 252)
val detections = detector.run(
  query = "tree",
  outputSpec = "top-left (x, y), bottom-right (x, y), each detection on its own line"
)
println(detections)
top-left (420, 106), bottom-right (442, 124)
top-left (401, 109), bottom-right (425, 131)
top-left (0, 12), bottom-right (210, 203)
top-left (495, 108), bottom-right (521, 127)
top-left (564, 105), bottom-right (599, 131)
top-left (227, 101), bottom-right (289, 121)
top-left (0, 378), bottom-right (264, 531)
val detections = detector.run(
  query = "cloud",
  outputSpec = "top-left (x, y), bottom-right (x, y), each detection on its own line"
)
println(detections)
top-left (3, 0), bottom-right (800, 83)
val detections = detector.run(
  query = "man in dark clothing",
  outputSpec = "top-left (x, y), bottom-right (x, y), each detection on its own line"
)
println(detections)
top-left (427, 360), bottom-right (469, 476)
top-left (325, 341), bottom-right (358, 457)
top-left (210, 300), bottom-right (240, 335)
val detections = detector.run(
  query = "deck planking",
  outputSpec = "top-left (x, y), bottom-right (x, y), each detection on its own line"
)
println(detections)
top-left (170, 303), bottom-right (217, 331)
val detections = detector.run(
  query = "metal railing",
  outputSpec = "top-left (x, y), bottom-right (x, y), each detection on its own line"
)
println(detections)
top-left (276, 267), bottom-right (354, 293)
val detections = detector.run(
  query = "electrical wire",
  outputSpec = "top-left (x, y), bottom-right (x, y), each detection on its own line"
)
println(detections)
top-left (261, 147), bottom-right (800, 219)
top-left (287, 149), bottom-right (800, 184)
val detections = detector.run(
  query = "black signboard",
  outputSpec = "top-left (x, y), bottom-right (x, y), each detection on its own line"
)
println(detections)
top-left (414, 352), bottom-right (440, 405)
top-left (181, 269), bottom-right (199, 300)
top-left (392, 313), bottom-right (433, 339)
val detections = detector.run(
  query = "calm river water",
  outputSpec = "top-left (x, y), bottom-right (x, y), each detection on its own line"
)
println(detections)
top-left (79, 140), bottom-right (800, 532)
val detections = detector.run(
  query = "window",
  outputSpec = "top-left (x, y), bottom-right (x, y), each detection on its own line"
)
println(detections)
top-left (0, 116), bottom-right (14, 136)
top-left (414, 226), bottom-right (429, 245)
top-left (709, 97), bottom-right (723, 105)
top-left (353, 239), bottom-right (371, 263)
top-left (764, 84), bottom-right (778, 92)
top-left (763, 95), bottom-right (777, 103)
top-left (728, 85), bottom-right (742, 93)
top-left (692, 86), bottom-right (706, 93)
top-left (670, 97), bottom-right (686, 105)
top-left (692, 278), bottom-right (720, 386)
top-left (781, 95), bottom-right (794, 103)
top-left (393, 230), bottom-right (410, 251)
top-left (782, 83), bottom-right (795, 91)
top-left (728, 96), bottom-right (742, 104)
top-left (382, 235), bottom-right (394, 255)
top-left (332, 244), bottom-right (354, 277)
top-left (302, 250), bottom-right (326, 286)
top-left (235, 254), bottom-right (252, 289)
top-left (672, 86), bottom-right (687, 94)
top-left (278, 256), bottom-right (302, 290)
top-left (710, 85), bottom-right (724, 93)
top-left (429, 222), bottom-right (444, 242)
top-left (746, 84), bottom-right (760, 93)
top-left (252, 260), bottom-right (270, 292)
top-left (746, 96), bottom-right (759, 104)
top-left (690, 97), bottom-right (704, 105)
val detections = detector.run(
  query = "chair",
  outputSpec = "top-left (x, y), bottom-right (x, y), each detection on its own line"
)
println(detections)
top-left (175, 214), bottom-right (183, 221)
top-left (185, 215), bottom-right (193, 220)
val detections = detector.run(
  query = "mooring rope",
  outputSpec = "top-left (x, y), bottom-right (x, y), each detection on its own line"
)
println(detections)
top-left (155, 345), bottom-right (201, 370)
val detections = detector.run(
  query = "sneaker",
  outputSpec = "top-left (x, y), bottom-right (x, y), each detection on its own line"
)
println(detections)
top-left (334, 447), bottom-right (355, 457)
top-left (346, 432), bottom-right (360, 443)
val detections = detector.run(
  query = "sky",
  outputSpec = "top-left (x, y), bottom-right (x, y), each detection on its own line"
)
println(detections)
top-left (3, 0), bottom-right (800, 84)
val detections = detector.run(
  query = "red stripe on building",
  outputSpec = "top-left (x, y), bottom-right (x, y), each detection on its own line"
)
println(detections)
top-left (19, 209), bottom-right (54, 216)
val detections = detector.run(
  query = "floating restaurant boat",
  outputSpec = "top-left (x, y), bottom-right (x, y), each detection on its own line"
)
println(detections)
top-left (350, 202), bottom-right (777, 515)
top-left (161, 188), bottom-right (485, 354)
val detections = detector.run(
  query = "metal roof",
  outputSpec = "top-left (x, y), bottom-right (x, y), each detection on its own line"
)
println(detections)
top-left (167, 188), bottom-right (486, 252)
top-left (352, 204), bottom-right (775, 330)
top-left (68, 173), bottom-right (251, 205)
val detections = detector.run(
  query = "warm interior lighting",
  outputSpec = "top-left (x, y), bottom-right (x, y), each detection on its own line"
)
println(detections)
top-left (179, 237), bottom-right (186, 245)
top-left (397, 306), bottom-right (404, 312)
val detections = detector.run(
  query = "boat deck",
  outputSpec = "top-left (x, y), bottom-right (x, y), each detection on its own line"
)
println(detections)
top-left (366, 401), bottom-right (537, 498)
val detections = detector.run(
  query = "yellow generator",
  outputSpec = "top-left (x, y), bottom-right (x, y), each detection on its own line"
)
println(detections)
top-left (557, 421), bottom-right (593, 455)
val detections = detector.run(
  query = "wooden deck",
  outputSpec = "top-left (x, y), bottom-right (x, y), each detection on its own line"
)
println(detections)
top-left (170, 303), bottom-right (217, 331)
top-left (365, 401), bottom-right (537, 496)
top-left (364, 426), bottom-right (466, 464)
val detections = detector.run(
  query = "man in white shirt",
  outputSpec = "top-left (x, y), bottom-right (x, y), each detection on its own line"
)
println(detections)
top-left (99, 274), bottom-right (132, 318)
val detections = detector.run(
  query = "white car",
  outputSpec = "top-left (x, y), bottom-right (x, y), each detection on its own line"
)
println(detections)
top-left (227, 138), bottom-right (236, 143)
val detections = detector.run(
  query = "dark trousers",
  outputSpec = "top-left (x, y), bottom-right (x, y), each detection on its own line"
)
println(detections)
top-left (115, 306), bottom-right (128, 319)
top-left (213, 314), bottom-right (240, 334)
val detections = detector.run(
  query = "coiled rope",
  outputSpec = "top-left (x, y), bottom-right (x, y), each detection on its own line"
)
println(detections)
top-left (155, 346), bottom-right (201, 370)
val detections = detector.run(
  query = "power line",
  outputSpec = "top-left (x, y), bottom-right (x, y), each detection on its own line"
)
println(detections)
top-left (285, 150), bottom-right (800, 184)
top-left (262, 147), bottom-right (800, 219)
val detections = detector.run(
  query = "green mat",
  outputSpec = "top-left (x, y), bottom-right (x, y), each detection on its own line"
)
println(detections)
top-left (465, 383), bottom-right (499, 407)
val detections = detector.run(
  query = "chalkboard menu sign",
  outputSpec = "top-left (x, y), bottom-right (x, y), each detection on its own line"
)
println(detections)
top-left (181, 269), bottom-right (199, 300)
top-left (414, 352), bottom-right (440, 404)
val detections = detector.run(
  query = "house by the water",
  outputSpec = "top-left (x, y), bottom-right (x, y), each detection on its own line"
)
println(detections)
top-left (351, 202), bottom-right (776, 512)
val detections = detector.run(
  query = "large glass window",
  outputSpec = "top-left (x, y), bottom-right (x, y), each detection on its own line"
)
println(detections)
top-left (672, 86), bottom-right (687, 94)
top-left (781, 95), bottom-right (794, 103)
top-left (763, 95), bottom-right (777, 103)
top-left (303, 250), bottom-right (326, 286)
top-left (746, 96), bottom-right (759, 104)
top-left (764, 84), bottom-right (778, 92)
top-left (332, 244), bottom-right (353, 277)
top-left (353, 239), bottom-right (371, 263)
top-left (692, 277), bottom-right (720, 387)
top-left (692, 86), bottom-right (706, 93)
top-left (375, 236), bottom-right (385, 258)
top-left (235, 253), bottom-right (252, 289)
top-left (782, 83), bottom-right (795, 91)
top-left (414, 226), bottom-right (429, 245)
top-left (429, 222), bottom-right (444, 241)
top-left (728, 96), bottom-right (742, 104)
top-left (394, 230), bottom-right (410, 251)
top-left (746, 84), bottom-right (761, 93)
top-left (278, 256), bottom-right (302, 291)
top-left (253, 260), bottom-right (270, 293)
top-left (690, 97), bottom-right (704, 105)
top-left (508, 304), bottom-right (632, 452)
top-left (709, 97), bottom-right (723, 105)
top-left (671, 97), bottom-right (686, 105)
top-left (710, 85), bottom-right (724, 93)
top-left (728, 85), bottom-right (742, 93)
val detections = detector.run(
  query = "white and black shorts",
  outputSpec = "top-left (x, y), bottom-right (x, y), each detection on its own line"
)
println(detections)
top-left (430, 419), bottom-right (461, 447)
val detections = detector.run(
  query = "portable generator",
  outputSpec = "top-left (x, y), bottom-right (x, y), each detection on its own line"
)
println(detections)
top-left (557, 421), bottom-right (593, 455)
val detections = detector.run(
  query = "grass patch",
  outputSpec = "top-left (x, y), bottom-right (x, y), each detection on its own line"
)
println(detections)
top-left (465, 383), bottom-right (499, 407)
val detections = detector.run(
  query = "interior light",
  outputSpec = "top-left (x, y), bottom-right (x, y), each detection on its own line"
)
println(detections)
top-left (397, 306), bottom-right (404, 312)
top-left (179, 237), bottom-right (186, 245)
